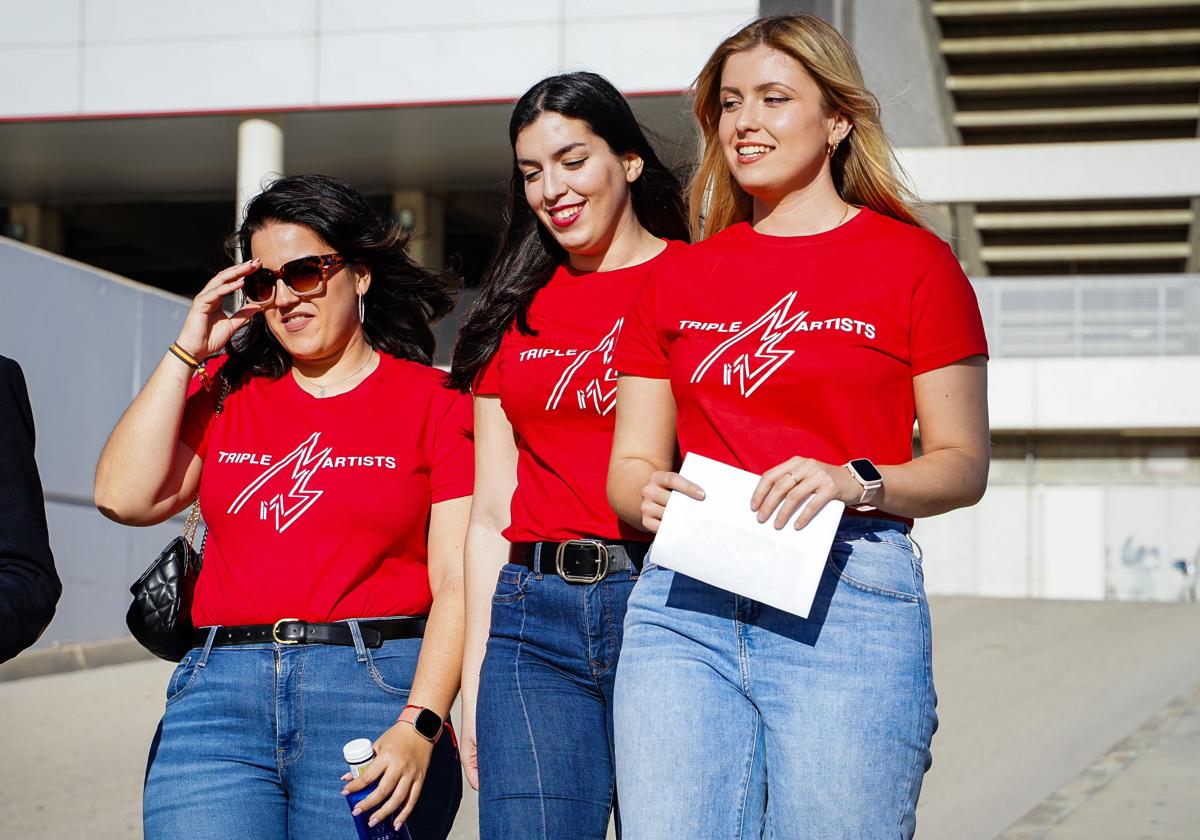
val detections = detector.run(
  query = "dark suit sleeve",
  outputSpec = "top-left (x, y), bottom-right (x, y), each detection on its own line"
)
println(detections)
top-left (0, 356), bottom-right (61, 664)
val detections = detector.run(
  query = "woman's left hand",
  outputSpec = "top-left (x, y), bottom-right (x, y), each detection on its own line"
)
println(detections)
top-left (341, 721), bottom-right (435, 830)
top-left (750, 456), bottom-right (864, 531)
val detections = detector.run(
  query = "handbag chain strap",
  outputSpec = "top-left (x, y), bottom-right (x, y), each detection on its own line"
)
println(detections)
top-left (183, 372), bottom-right (231, 551)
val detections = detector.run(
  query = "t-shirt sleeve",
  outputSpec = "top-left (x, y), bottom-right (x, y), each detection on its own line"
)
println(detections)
top-left (429, 387), bottom-right (475, 503)
top-left (178, 364), bottom-right (223, 461)
top-left (472, 350), bottom-right (500, 397)
top-left (910, 246), bottom-right (989, 376)
top-left (614, 270), bottom-right (670, 379)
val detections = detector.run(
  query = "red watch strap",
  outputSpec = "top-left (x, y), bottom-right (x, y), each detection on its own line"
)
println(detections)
top-left (397, 704), bottom-right (443, 744)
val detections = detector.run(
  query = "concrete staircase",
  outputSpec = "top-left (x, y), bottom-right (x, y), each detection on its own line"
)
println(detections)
top-left (930, 0), bottom-right (1200, 275)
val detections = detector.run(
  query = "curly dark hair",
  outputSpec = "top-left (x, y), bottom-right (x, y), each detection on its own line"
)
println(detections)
top-left (221, 174), bottom-right (458, 384)
top-left (446, 71), bottom-right (689, 392)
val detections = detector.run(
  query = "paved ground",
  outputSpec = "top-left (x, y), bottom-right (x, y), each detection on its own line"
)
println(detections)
top-left (2, 596), bottom-right (1198, 840)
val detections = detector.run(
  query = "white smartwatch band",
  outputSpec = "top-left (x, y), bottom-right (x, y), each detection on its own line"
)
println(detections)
top-left (846, 459), bottom-right (883, 512)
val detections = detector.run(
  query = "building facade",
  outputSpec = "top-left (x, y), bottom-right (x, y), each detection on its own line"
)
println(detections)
top-left (1, 0), bottom-right (1198, 647)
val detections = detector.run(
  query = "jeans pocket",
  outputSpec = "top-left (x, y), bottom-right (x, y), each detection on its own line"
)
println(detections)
top-left (366, 644), bottom-right (417, 697)
top-left (492, 563), bottom-right (533, 604)
top-left (827, 533), bottom-right (922, 604)
top-left (164, 652), bottom-right (202, 706)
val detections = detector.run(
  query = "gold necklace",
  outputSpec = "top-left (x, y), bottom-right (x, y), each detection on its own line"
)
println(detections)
top-left (294, 351), bottom-right (375, 398)
top-left (833, 202), bottom-right (851, 229)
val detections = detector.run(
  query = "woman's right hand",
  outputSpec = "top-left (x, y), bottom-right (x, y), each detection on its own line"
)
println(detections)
top-left (459, 687), bottom-right (480, 791)
top-left (639, 470), bottom-right (705, 533)
top-left (175, 259), bottom-right (264, 359)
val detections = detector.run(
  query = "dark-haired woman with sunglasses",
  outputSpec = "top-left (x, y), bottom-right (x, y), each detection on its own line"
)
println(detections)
top-left (447, 72), bottom-right (688, 839)
top-left (95, 174), bottom-right (470, 840)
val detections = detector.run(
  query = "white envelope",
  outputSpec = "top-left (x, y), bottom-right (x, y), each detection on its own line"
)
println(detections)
top-left (652, 453), bottom-right (845, 618)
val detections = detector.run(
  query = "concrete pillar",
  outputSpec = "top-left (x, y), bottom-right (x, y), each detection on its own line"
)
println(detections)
top-left (7, 204), bottom-right (64, 253)
top-left (236, 118), bottom-right (284, 236)
top-left (392, 190), bottom-right (445, 269)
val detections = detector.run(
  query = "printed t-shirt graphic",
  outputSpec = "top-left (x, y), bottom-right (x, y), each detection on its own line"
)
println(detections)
top-left (179, 353), bottom-right (473, 626)
top-left (475, 242), bottom-right (680, 543)
top-left (614, 210), bottom-right (987, 522)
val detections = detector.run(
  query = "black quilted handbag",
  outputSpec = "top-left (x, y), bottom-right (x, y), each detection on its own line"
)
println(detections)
top-left (125, 375), bottom-right (227, 662)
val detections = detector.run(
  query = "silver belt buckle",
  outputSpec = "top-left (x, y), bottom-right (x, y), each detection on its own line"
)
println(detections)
top-left (555, 539), bottom-right (610, 584)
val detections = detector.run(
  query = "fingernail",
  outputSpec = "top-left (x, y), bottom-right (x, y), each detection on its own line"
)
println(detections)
top-left (368, 818), bottom-right (378, 827)
top-left (352, 808), bottom-right (361, 816)
top-left (698, 490), bottom-right (706, 499)
top-left (342, 789), bottom-right (350, 796)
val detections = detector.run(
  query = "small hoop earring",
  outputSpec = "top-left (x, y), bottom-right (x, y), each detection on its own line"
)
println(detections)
top-left (827, 139), bottom-right (841, 158)
top-left (358, 293), bottom-right (365, 323)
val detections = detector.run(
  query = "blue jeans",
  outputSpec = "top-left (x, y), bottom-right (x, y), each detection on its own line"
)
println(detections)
top-left (476, 559), bottom-right (639, 840)
top-left (143, 622), bottom-right (462, 840)
top-left (614, 517), bottom-right (937, 840)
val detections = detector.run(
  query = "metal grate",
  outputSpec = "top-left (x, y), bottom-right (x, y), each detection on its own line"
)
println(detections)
top-left (971, 274), bottom-right (1200, 357)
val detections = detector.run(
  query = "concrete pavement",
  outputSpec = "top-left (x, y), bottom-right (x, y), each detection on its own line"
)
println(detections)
top-left (2, 597), bottom-right (1198, 840)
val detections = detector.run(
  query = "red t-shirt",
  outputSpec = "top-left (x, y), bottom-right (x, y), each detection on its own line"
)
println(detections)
top-left (615, 210), bottom-right (987, 518)
top-left (179, 353), bottom-right (473, 626)
top-left (474, 243), bottom-right (680, 543)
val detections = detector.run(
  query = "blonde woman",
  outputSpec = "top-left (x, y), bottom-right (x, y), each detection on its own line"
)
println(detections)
top-left (606, 16), bottom-right (989, 839)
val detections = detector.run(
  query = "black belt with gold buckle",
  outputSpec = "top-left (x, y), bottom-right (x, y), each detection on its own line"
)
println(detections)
top-left (509, 539), bottom-right (649, 584)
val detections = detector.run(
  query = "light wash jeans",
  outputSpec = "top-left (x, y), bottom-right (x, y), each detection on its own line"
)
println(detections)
top-left (143, 622), bottom-right (462, 840)
top-left (614, 517), bottom-right (937, 840)
top-left (476, 559), bottom-right (639, 840)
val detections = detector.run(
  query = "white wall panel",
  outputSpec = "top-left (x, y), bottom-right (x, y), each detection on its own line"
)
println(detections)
top-left (1105, 486), bottom-right (1200, 601)
top-left (563, 1), bottom-right (756, 19)
top-left (1164, 487), bottom-right (1200, 594)
top-left (916, 507), bottom-right (979, 596)
top-left (319, 0), bottom-right (559, 31)
top-left (83, 0), bottom-right (315, 42)
top-left (975, 487), bottom-right (1031, 598)
top-left (319, 25), bottom-right (560, 105)
top-left (563, 13), bottom-right (751, 92)
top-left (83, 38), bottom-right (316, 113)
top-left (988, 357), bottom-right (1200, 433)
top-left (1038, 486), bottom-right (1106, 600)
top-left (0, 47), bottom-right (79, 116)
top-left (898, 139), bottom-right (1200, 203)
top-left (0, 0), bottom-right (80, 46)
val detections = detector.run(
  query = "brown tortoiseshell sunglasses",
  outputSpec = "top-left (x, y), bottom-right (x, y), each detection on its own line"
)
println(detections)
top-left (243, 253), bottom-right (348, 304)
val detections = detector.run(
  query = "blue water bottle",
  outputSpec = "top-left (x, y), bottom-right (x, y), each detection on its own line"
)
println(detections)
top-left (343, 738), bottom-right (413, 840)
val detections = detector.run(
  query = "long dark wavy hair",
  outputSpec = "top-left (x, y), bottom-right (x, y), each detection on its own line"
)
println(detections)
top-left (446, 71), bottom-right (689, 392)
top-left (221, 174), bottom-right (458, 384)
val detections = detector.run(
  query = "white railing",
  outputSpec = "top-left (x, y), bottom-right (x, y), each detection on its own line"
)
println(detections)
top-left (971, 274), bottom-right (1200, 358)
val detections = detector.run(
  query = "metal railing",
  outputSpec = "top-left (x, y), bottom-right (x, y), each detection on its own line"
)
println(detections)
top-left (971, 274), bottom-right (1200, 358)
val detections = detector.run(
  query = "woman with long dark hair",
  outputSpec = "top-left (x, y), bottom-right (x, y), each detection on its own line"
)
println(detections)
top-left (96, 175), bottom-right (470, 839)
top-left (449, 71), bottom-right (687, 839)
top-left (608, 15), bottom-right (990, 839)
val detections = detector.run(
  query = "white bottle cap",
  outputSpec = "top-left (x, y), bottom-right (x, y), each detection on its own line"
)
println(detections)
top-left (343, 738), bottom-right (375, 765)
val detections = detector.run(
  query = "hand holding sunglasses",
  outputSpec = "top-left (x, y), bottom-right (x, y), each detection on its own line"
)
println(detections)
top-left (173, 259), bottom-right (271, 364)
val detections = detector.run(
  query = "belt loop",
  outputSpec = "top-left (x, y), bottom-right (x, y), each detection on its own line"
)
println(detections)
top-left (346, 619), bottom-right (369, 663)
top-left (196, 626), bottom-right (219, 668)
top-left (532, 542), bottom-right (544, 577)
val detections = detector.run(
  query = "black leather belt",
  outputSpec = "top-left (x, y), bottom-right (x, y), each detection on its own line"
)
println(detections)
top-left (510, 539), bottom-right (649, 584)
top-left (193, 617), bottom-right (426, 649)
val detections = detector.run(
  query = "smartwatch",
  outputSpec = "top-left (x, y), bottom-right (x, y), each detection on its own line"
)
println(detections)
top-left (398, 705), bottom-right (443, 744)
top-left (845, 458), bottom-right (883, 511)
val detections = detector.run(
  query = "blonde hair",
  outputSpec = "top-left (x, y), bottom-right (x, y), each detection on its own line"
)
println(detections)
top-left (689, 15), bottom-right (925, 239)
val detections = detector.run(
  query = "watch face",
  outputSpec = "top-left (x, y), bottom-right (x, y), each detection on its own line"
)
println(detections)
top-left (851, 459), bottom-right (883, 483)
top-left (414, 708), bottom-right (442, 740)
